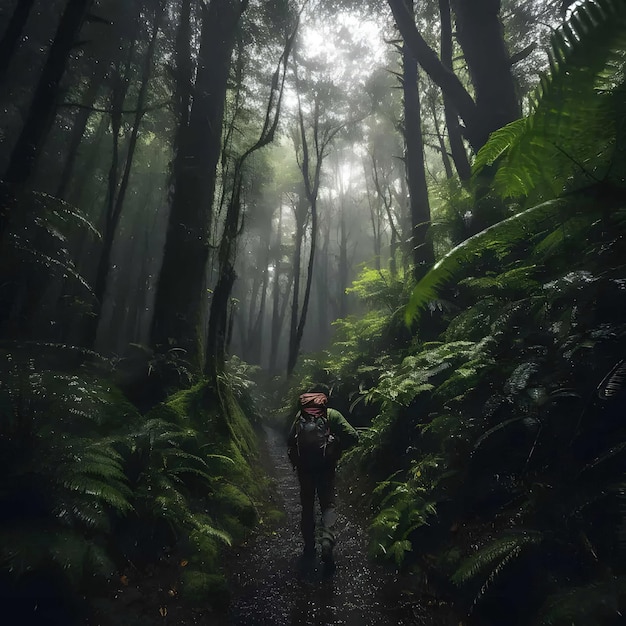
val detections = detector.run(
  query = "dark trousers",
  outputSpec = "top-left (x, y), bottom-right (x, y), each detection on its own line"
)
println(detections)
top-left (297, 464), bottom-right (337, 548)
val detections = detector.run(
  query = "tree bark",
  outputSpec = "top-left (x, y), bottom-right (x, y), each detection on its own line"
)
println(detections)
top-left (86, 1), bottom-right (165, 348)
top-left (172, 0), bottom-right (193, 148)
top-left (403, 34), bottom-right (433, 273)
top-left (1, 0), bottom-right (94, 238)
top-left (152, 0), bottom-right (247, 372)
top-left (0, 0), bottom-right (37, 86)
top-left (56, 51), bottom-right (110, 199)
top-left (451, 0), bottom-right (520, 141)
top-left (269, 202), bottom-right (285, 372)
top-left (438, 0), bottom-right (471, 181)
top-left (287, 195), bottom-right (306, 376)
top-left (387, 0), bottom-right (518, 152)
top-left (4, 0), bottom-right (94, 187)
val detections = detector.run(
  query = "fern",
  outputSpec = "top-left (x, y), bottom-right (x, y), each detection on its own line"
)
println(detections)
top-left (452, 532), bottom-right (543, 601)
top-left (474, 0), bottom-right (626, 200)
top-left (405, 199), bottom-right (568, 322)
top-left (538, 576), bottom-right (626, 625)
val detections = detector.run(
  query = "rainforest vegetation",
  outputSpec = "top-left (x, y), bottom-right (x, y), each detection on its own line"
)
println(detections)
top-left (0, 0), bottom-right (625, 623)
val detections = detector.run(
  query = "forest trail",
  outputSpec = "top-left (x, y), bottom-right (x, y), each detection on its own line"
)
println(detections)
top-left (215, 426), bottom-right (457, 626)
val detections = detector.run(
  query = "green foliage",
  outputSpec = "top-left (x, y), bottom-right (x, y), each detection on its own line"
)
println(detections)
top-left (0, 187), bottom-right (99, 293)
top-left (0, 344), bottom-right (265, 616)
top-left (294, 3), bottom-right (626, 623)
top-left (180, 570), bottom-right (230, 607)
top-left (369, 477), bottom-right (436, 567)
top-left (451, 532), bottom-right (542, 602)
top-left (220, 355), bottom-right (265, 423)
top-left (537, 577), bottom-right (626, 625)
top-left (405, 198), bottom-right (568, 322)
top-left (474, 0), bottom-right (626, 200)
top-left (346, 267), bottom-right (407, 310)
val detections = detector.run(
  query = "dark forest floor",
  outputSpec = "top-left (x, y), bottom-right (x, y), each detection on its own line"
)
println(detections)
top-left (211, 426), bottom-right (460, 626)
top-left (87, 426), bottom-right (460, 625)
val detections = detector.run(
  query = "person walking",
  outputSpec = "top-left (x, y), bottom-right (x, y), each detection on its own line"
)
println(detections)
top-left (287, 386), bottom-right (359, 564)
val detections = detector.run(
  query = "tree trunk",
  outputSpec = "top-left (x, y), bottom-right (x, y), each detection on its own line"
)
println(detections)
top-left (247, 249), bottom-right (270, 365)
top-left (172, 0), bottom-right (193, 147)
top-left (67, 110), bottom-right (108, 207)
top-left (431, 99), bottom-right (454, 179)
top-left (206, 18), bottom-right (295, 378)
top-left (363, 167), bottom-right (383, 271)
top-left (0, 0), bottom-right (37, 86)
top-left (1, 0), bottom-right (93, 238)
top-left (387, 0), bottom-right (518, 152)
top-left (438, 0), bottom-right (471, 181)
top-left (287, 192), bottom-right (318, 376)
top-left (152, 0), bottom-right (246, 373)
top-left (4, 0), bottom-right (93, 188)
top-left (338, 209), bottom-right (348, 318)
top-left (315, 217), bottom-right (330, 338)
top-left (403, 35), bottom-right (433, 273)
top-left (451, 0), bottom-right (520, 143)
top-left (56, 59), bottom-right (109, 199)
top-left (85, 1), bottom-right (164, 346)
top-left (269, 202), bottom-right (284, 372)
top-left (287, 197), bottom-right (306, 376)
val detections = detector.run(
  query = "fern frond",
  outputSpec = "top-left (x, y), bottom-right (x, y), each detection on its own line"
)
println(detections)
top-left (452, 531), bottom-right (542, 587)
top-left (168, 466), bottom-right (215, 484)
top-left (405, 199), bottom-right (567, 323)
top-left (473, 118), bottom-right (528, 171)
top-left (55, 498), bottom-right (110, 531)
top-left (62, 476), bottom-right (133, 513)
top-left (538, 576), bottom-right (626, 625)
top-left (192, 521), bottom-right (232, 546)
top-left (474, 0), bottom-right (626, 199)
top-left (11, 234), bottom-right (94, 295)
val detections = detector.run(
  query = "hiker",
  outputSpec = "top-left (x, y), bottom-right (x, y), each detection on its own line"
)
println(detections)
top-left (287, 386), bottom-right (359, 564)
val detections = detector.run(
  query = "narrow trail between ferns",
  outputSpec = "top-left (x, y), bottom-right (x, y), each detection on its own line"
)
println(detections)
top-left (215, 426), bottom-right (457, 626)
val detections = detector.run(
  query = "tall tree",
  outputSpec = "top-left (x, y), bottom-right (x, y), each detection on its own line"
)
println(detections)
top-left (205, 19), bottom-right (296, 378)
top-left (2, 0), bottom-right (95, 237)
top-left (151, 0), bottom-right (248, 373)
top-left (0, 0), bottom-right (37, 87)
top-left (387, 0), bottom-right (519, 152)
top-left (87, 0), bottom-right (166, 346)
top-left (286, 77), bottom-right (343, 376)
top-left (3, 0), bottom-right (94, 187)
top-left (438, 0), bottom-right (470, 180)
top-left (402, 31), bottom-right (433, 271)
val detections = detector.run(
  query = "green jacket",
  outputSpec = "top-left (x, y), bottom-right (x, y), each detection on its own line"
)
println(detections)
top-left (325, 408), bottom-right (359, 452)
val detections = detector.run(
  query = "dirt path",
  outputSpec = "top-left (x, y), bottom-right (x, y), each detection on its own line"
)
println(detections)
top-left (215, 426), bottom-right (458, 626)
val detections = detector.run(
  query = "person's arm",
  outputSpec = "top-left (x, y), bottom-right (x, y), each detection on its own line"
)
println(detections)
top-left (328, 408), bottom-right (359, 451)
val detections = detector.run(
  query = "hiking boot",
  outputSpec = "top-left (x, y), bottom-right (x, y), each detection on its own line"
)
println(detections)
top-left (320, 538), bottom-right (334, 564)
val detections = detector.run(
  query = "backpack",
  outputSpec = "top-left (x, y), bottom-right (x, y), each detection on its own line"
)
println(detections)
top-left (291, 392), bottom-right (335, 466)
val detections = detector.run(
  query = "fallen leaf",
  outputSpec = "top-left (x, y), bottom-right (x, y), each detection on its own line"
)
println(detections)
top-left (180, 559), bottom-right (188, 567)
top-left (120, 575), bottom-right (129, 586)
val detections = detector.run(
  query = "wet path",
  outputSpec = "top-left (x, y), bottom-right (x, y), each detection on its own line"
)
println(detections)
top-left (216, 426), bottom-right (455, 626)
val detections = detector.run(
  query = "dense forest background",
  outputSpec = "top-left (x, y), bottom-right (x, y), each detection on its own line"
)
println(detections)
top-left (0, 0), bottom-right (625, 623)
